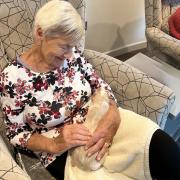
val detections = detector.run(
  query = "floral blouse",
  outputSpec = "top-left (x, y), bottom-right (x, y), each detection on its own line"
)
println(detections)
top-left (0, 48), bottom-right (116, 167)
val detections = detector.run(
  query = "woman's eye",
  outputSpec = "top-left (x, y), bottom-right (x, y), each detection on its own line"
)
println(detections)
top-left (60, 46), bottom-right (66, 51)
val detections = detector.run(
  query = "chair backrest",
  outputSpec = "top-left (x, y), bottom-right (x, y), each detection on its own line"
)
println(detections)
top-left (0, 0), bottom-right (86, 71)
top-left (145, 0), bottom-right (180, 33)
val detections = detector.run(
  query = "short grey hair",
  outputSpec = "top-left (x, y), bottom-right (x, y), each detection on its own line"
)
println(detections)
top-left (34, 0), bottom-right (85, 43)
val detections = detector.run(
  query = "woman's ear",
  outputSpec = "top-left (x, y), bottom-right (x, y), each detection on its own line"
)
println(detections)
top-left (35, 27), bottom-right (43, 45)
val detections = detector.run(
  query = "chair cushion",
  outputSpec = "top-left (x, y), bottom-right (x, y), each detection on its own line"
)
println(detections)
top-left (168, 7), bottom-right (180, 40)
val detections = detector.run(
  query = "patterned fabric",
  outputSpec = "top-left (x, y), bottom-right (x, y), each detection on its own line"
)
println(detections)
top-left (84, 49), bottom-right (175, 129)
top-left (146, 27), bottom-right (180, 61)
top-left (145, 0), bottom-right (180, 64)
top-left (0, 0), bottom-right (176, 179)
top-left (0, 136), bottom-right (30, 180)
top-left (0, 48), bottom-right (115, 167)
top-left (0, 0), bottom-right (86, 63)
top-left (0, 0), bottom-right (87, 179)
top-left (15, 150), bottom-right (56, 180)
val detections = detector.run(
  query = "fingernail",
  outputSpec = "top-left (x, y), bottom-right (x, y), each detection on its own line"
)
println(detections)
top-left (87, 153), bottom-right (91, 157)
top-left (97, 157), bottom-right (100, 161)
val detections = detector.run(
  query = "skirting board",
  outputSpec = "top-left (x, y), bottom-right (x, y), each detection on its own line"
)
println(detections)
top-left (104, 41), bottom-right (147, 57)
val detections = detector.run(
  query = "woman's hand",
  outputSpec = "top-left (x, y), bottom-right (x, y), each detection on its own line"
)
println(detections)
top-left (85, 101), bottom-right (120, 161)
top-left (51, 124), bottom-right (92, 154)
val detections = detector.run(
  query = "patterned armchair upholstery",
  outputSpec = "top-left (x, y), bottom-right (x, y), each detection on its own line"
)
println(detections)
top-left (145, 0), bottom-right (180, 66)
top-left (0, 0), bottom-right (175, 179)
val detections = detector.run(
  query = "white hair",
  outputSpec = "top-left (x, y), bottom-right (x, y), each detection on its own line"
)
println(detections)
top-left (34, 0), bottom-right (85, 43)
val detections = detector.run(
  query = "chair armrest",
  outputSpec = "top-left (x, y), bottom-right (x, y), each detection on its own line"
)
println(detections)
top-left (83, 49), bottom-right (175, 129)
top-left (146, 27), bottom-right (180, 61)
top-left (0, 136), bottom-right (31, 180)
top-left (16, 150), bottom-right (56, 180)
top-left (0, 110), bottom-right (55, 179)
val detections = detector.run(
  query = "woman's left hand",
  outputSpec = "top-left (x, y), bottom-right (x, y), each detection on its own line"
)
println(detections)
top-left (85, 101), bottom-right (121, 161)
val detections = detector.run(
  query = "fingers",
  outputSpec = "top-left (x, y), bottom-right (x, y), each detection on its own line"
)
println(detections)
top-left (71, 139), bottom-right (89, 147)
top-left (71, 133), bottom-right (91, 141)
top-left (85, 137), bottom-right (97, 150)
top-left (86, 139), bottom-right (110, 161)
top-left (63, 124), bottom-right (91, 136)
top-left (85, 131), bottom-right (105, 150)
top-left (76, 127), bottom-right (92, 137)
top-left (86, 138), bottom-right (105, 157)
top-left (96, 142), bottom-right (109, 161)
top-left (62, 124), bottom-right (92, 148)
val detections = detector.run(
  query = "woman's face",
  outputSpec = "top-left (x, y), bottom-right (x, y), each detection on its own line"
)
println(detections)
top-left (39, 35), bottom-right (75, 69)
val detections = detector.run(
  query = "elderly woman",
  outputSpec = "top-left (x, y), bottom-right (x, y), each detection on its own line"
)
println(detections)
top-left (0, 0), bottom-right (180, 180)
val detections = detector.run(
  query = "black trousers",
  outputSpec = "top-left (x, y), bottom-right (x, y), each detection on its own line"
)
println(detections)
top-left (46, 151), bottom-right (68, 179)
top-left (149, 129), bottom-right (180, 180)
top-left (46, 129), bottom-right (180, 180)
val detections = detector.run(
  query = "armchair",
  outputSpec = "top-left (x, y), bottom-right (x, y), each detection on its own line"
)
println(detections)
top-left (0, 0), bottom-right (175, 179)
top-left (145, 0), bottom-right (180, 66)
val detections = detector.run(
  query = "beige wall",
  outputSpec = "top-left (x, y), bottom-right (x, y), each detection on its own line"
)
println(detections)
top-left (85, 0), bottom-right (146, 55)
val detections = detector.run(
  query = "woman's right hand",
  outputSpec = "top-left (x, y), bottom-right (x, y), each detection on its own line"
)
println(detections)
top-left (51, 124), bottom-right (92, 154)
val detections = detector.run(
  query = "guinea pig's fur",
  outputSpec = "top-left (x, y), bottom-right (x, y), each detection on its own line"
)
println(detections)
top-left (70, 88), bottom-right (109, 171)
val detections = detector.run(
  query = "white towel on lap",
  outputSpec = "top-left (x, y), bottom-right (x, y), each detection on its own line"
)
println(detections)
top-left (65, 107), bottom-right (159, 180)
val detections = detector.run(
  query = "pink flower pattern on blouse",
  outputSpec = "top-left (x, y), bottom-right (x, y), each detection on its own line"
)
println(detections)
top-left (0, 48), bottom-right (116, 167)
